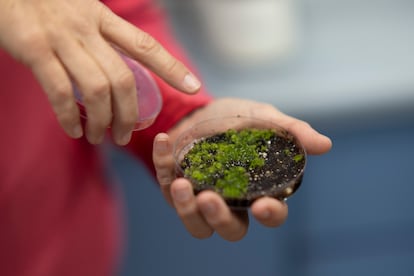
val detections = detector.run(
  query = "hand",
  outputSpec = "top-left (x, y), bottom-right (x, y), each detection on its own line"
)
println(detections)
top-left (0, 0), bottom-right (201, 145)
top-left (153, 98), bottom-right (332, 241)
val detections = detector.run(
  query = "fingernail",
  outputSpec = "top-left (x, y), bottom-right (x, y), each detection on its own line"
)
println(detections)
top-left (73, 125), bottom-right (83, 138)
top-left (173, 186), bottom-right (191, 202)
top-left (182, 73), bottom-right (201, 93)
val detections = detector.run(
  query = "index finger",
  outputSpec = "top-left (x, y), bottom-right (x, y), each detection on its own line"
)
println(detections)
top-left (98, 8), bottom-right (201, 94)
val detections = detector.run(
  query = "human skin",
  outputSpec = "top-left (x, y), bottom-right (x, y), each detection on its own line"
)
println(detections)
top-left (0, 0), bottom-right (201, 145)
top-left (153, 98), bottom-right (333, 241)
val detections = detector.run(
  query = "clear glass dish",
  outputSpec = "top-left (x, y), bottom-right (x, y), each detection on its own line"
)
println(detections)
top-left (173, 116), bottom-right (307, 209)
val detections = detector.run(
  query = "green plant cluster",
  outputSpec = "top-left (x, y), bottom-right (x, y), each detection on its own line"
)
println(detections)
top-left (182, 128), bottom-right (276, 198)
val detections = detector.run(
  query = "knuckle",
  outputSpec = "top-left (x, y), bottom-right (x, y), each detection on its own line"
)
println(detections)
top-left (47, 90), bottom-right (79, 128)
top-left (60, 15), bottom-right (95, 36)
top-left (74, 20), bottom-right (95, 37)
top-left (249, 103), bottom-right (275, 117)
top-left (156, 168), bottom-right (174, 183)
top-left (83, 79), bottom-right (110, 103)
top-left (115, 70), bottom-right (136, 92)
top-left (19, 29), bottom-right (44, 47)
top-left (135, 31), bottom-right (159, 56)
top-left (287, 119), bottom-right (311, 131)
top-left (157, 175), bottom-right (172, 186)
top-left (48, 82), bottom-right (73, 105)
top-left (97, 3), bottom-right (118, 30)
top-left (162, 59), bottom-right (181, 79)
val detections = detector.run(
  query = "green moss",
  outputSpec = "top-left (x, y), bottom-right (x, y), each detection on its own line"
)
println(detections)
top-left (216, 167), bottom-right (248, 198)
top-left (283, 148), bottom-right (292, 156)
top-left (182, 128), bottom-right (276, 198)
top-left (293, 154), bottom-right (304, 163)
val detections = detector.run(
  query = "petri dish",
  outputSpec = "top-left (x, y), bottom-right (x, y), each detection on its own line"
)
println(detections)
top-left (73, 54), bottom-right (162, 131)
top-left (173, 116), bottom-right (307, 209)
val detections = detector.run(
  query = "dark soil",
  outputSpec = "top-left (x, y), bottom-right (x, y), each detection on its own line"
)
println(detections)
top-left (180, 129), bottom-right (306, 209)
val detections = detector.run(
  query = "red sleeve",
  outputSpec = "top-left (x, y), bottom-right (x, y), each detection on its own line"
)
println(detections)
top-left (104, 1), bottom-right (213, 172)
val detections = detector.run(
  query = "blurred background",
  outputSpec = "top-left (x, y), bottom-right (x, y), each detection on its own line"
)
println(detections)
top-left (112, 0), bottom-right (414, 275)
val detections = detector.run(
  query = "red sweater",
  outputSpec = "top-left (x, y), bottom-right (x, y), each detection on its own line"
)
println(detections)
top-left (0, 1), bottom-right (211, 275)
